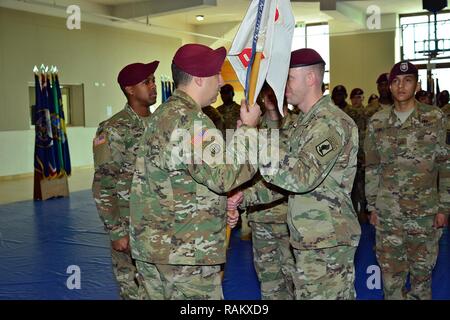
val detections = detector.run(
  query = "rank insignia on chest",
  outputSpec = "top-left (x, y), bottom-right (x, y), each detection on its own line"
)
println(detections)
top-left (316, 139), bottom-right (333, 157)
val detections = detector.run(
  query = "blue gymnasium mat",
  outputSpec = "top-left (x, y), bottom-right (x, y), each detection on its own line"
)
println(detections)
top-left (0, 190), bottom-right (449, 299)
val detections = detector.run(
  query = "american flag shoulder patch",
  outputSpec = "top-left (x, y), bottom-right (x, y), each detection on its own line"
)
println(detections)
top-left (94, 134), bottom-right (107, 147)
top-left (191, 129), bottom-right (208, 146)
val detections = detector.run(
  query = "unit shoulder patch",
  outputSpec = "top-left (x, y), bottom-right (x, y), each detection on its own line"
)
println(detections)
top-left (316, 139), bottom-right (334, 157)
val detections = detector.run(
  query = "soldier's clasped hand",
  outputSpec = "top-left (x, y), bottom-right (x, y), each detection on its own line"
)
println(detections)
top-left (240, 99), bottom-right (261, 128)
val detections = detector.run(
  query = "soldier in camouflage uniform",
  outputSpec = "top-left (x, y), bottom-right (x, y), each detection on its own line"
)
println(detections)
top-left (331, 85), bottom-right (351, 111)
top-left (344, 88), bottom-right (368, 222)
top-left (217, 83), bottom-right (252, 240)
top-left (344, 87), bottom-right (366, 130)
top-left (365, 61), bottom-right (449, 300)
top-left (217, 84), bottom-right (242, 133)
top-left (416, 90), bottom-right (433, 105)
top-left (202, 105), bottom-right (224, 132)
top-left (229, 49), bottom-right (361, 300)
top-left (129, 44), bottom-right (261, 300)
top-left (92, 61), bottom-right (159, 299)
top-left (243, 85), bottom-right (296, 300)
top-left (365, 73), bottom-right (393, 120)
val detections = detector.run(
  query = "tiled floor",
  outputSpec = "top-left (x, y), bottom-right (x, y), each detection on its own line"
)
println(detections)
top-left (0, 166), bottom-right (93, 204)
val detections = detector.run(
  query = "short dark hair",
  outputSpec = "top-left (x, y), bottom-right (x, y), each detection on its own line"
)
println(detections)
top-left (171, 63), bottom-right (193, 88)
top-left (120, 86), bottom-right (129, 98)
top-left (220, 84), bottom-right (234, 94)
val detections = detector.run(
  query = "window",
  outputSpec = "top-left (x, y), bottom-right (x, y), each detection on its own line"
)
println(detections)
top-left (400, 11), bottom-right (450, 94)
top-left (292, 23), bottom-right (330, 92)
top-left (29, 83), bottom-right (85, 127)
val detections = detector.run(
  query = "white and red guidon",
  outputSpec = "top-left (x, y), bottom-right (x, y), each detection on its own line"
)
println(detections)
top-left (228, 0), bottom-right (295, 115)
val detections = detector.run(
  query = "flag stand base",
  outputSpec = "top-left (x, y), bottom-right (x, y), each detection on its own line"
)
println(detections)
top-left (34, 174), bottom-right (69, 201)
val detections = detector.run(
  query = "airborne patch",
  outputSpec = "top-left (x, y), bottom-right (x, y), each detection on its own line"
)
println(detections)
top-left (316, 139), bottom-right (333, 157)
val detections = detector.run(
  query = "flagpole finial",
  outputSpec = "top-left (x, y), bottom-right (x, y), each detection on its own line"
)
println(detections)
top-left (33, 66), bottom-right (39, 73)
top-left (54, 66), bottom-right (58, 73)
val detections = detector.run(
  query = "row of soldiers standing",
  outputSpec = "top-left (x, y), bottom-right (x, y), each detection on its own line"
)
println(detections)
top-left (328, 65), bottom-right (450, 299)
top-left (92, 42), bottom-right (449, 300)
top-left (330, 75), bottom-right (395, 223)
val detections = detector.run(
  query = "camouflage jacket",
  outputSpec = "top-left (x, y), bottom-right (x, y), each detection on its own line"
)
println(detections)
top-left (364, 102), bottom-right (450, 218)
top-left (243, 95), bottom-right (361, 250)
top-left (363, 101), bottom-right (384, 159)
top-left (92, 104), bottom-right (148, 241)
top-left (343, 105), bottom-right (365, 132)
top-left (129, 89), bottom-right (258, 265)
top-left (246, 111), bottom-right (297, 224)
top-left (344, 105), bottom-right (366, 163)
top-left (364, 101), bottom-right (384, 121)
top-left (202, 105), bottom-right (224, 132)
top-left (217, 101), bottom-right (241, 131)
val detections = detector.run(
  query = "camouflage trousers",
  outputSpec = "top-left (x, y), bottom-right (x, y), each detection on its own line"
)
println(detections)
top-left (376, 214), bottom-right (442, 300)
top-left (250, 221), bottom-right (295, 300)
top-left (111, 248), bottom-right (140, 300)
top-left (135, 261), bottom-right (223, 300)
top-left (292, 246), bottom-right (356, 300)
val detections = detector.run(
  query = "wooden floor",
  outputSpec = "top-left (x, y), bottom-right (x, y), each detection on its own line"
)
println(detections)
top-left (0, 166), bottom-right (93, 204)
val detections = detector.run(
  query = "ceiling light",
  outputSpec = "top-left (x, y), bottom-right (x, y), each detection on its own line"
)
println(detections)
top-left (196, 15), bottom-right (204, 21)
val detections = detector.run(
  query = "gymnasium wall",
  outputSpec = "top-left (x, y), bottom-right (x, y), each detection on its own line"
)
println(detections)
top-left (329, 30), bottom-right (396, 99)
top-left (0, 7), bottom-right (181, 176)
top-left (0, 6), bottom-right (400, 177)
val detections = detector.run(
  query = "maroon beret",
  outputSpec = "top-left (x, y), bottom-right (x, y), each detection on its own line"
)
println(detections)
top-left (117, 61), bottom-right (159, 87)
top-left (350, 88), bottom-right (364, 98)
top-left (388, 61), bottom-right (418, 85)
top-left (290, 48), bottom-right (325, 68)
top-left (173, 44), bottom-right (226, 77)
top-left (376, 73), bottom-right (389, 84)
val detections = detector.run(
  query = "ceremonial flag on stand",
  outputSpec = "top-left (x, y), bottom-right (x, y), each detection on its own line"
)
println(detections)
top-left (54, 72), bottom-right (71, 176)
top-left (34, 71), bottom-right (57, 179)
top-left (46, 73), bottom-right (62, 175)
